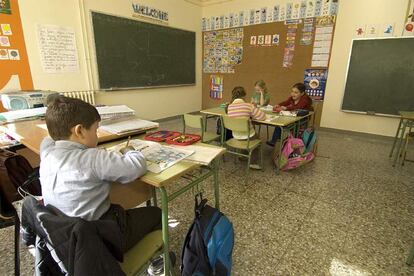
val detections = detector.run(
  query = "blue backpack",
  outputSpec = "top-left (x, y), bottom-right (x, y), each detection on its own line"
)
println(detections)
top-left (181, 195), bottom-right (234, 276)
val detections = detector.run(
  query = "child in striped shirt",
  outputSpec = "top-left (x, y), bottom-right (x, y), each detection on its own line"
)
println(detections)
top-left (227, 86), bottom-right (266, 139)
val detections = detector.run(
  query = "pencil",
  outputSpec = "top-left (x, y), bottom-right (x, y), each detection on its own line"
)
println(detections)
top-left (126, 136), bottom-right (131, 147)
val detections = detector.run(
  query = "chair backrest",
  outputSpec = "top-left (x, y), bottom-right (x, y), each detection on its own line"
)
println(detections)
top-left (183, 113), bottom-right (203, 130)
top-left (222, 116), bottom-right (250, 133)
top-left (62, 91), bottom-right (95, 105)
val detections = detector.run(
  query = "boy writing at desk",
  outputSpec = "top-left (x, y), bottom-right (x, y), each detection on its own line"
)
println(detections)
top-left (40, 96), bottom-right (162, 254)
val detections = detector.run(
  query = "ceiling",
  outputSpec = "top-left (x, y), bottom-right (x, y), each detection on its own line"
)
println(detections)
top-left (184, 0), bottom-right (235, 7)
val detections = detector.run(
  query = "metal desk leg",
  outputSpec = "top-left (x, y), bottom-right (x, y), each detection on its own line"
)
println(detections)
top-left (390, 118), bottom-right (403, 158)
top-left (393, 119), bottom-right (407, 167)
top-left (159, 187), bottom-right (172, 275)
top-left (213, 159), bottom-right (220, 210)
top-left (275, 126), bottom-right (284, 174)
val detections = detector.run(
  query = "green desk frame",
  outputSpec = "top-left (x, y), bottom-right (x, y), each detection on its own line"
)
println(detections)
top-left (200, 107), bottom-right (312, 173)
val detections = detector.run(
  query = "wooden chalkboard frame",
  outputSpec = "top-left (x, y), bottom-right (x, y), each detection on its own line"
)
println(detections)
top-left (341, 37), bottom-right (414, 118)
top-left (89, 11), bottom-right (196, 90)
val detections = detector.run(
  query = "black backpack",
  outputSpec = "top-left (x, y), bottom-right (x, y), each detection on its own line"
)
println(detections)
top-left (181, 195), bottom-right (234, 276)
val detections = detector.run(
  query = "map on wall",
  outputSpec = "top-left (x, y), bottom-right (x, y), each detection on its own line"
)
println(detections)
top-left (203, 28), bottom-right (243, 74)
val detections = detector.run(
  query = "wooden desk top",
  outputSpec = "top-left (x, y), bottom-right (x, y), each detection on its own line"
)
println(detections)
top-left (400, 111), bottom-right (414, 120)
top-left (200, 107), bottom-right (313, 127)
top-left (0, 118), bottom-right (156, 155)
top-left (1, 119), bottom-right (225, 188)
top-left (101, 137), bottom-right (225, 188)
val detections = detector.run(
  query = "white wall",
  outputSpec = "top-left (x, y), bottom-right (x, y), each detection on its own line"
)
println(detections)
top-left (320, 0), bottom-right (409, 137)
top-left (19, 0), bottom-right (202, 120)
top-left (203, 0), bottom-right (411, 137)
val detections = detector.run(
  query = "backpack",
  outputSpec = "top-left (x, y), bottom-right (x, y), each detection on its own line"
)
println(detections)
top-left (0, 149), bottom-right (41, 217)
top-left (276, 134), bottom-right (314, 171)
top-left (181, 195), bottom-right (234, 276)
top-left (302, 128), bottom-right (317, 154)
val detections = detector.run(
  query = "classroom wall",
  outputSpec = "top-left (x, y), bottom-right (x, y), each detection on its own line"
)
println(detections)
top-left (18, 0), bottom-right (202, 120)
top-left (203, 0), bottom-right (411, 137)
top-left (320, 0), bottom-right (409, 137)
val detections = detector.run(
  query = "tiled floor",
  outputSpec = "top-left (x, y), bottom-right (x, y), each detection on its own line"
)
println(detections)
top-left (1, 118), bottom-right (414, 275)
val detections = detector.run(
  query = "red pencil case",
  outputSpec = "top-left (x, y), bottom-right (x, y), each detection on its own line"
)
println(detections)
top-left (144, 131), bottom-right (181, 142)
top-left (165, 134), bottom-right (201, 146)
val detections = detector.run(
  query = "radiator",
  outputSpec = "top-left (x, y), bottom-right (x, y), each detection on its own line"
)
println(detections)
top-left (62, 91), bottom-right (96, 105)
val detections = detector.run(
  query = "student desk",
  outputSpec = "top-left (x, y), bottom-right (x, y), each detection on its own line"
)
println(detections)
top-left (200, 107), bottom-right (313, 172)
top-left (0, 118), bottom-right (225, 275)
top-left (390, 111), bottom-right (414, 166)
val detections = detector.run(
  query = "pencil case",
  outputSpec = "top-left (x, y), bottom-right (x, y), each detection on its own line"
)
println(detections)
top-left (165, 134), bottom-right (201, 146)
top-left (144, 131), bottom-right (181, 142)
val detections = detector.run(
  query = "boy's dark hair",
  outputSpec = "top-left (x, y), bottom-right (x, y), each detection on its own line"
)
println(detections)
top-left (45, 96), bottom-right (101, 140)
top-left (292, 83), bottom-right (306, 93)
top-left (231, 86), bottom-right (246, 101)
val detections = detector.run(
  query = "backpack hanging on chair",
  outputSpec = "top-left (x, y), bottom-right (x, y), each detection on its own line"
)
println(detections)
top-left (181, 194), bottom-right (234, 276)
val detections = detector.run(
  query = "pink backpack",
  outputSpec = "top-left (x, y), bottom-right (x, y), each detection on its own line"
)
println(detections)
top-left (276, 134), bottom-right (314, 171)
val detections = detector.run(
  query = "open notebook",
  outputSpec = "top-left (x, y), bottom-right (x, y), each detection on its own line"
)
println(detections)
top-left (107, 139), bottom-right (194, 173)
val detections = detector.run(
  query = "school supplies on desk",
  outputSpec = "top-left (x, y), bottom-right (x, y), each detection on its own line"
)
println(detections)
top-left (144, 131), bottom-right (181, 142)
top-left (265, 114), bottom-right (280, 122)
top-left (166, 134), bottom-right (201, 146)
top-left (96, 105), bottom-right (135, 121)
top-left (260, 105), bottom-right (273, 112)
top-left (108, 139), bottom-right (194, 173)
top-left (99, 118), bottom-right (159, 135)
top-left (169, 144), bottom-right (225, 165)
top-left (279, 110), bottom-right (297, 117)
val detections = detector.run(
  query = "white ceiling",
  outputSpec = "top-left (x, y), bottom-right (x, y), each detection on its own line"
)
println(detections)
top-left (184, 0), bottom-right (235, 7)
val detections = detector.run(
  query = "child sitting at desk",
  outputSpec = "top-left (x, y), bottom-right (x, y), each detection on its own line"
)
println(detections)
top-left (251, 80), bottom-right (270, 107)
top-left (40, 96), bottom-right (161, 253)
top-left (267, 83), bottom-right (313, 146)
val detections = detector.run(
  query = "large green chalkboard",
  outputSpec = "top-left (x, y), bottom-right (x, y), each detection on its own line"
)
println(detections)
top-left (342, 37), bottom-right (414, 116)
top-left (91, 12), bottom-right (195, 89)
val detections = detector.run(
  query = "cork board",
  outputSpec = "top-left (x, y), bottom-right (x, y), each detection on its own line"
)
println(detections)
top-left (202, 19), bottom-right (336, 126)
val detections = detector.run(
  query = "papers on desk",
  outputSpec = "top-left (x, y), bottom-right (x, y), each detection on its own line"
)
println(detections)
top-left (107, 139), bottom-right (194, 173)
top-left (265, 114), bottom-right (280, 122)
top-left (96, 105), bottom-right (135, 121)
top-left (169, 144), bottom-right (225, 165)
top-left (99, 118), bottom-right (159, 135)
top-left (260, 105), bottom-right (274, 112)
top-left (279, 110), bottom-right (297, 117)
top-left (0, 107), bottom-right (47, 123)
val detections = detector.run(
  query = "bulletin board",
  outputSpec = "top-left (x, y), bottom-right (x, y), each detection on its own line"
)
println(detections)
top-left (202, 18), bottom-right (336, 126)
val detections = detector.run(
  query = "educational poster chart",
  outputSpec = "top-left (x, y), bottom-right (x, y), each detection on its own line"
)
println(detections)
top-left (37, 24), bottom-right (79, 73)
top-left (210, 75), bottom-right (223, 100)
top-left (201, 0), bottom-right (339, 31)
top-left (304, 69), bottom-right (328, 100)
top-left (203, 28), bottom-right (243, 74)
top-left (0, 0), bottom-right (11, 14)
top-left (0, 21), bottom-right (20, 61)
top-left (311, 16), bottom-right (335, 67)
top-left (283, 23), bottom-right (298, 68)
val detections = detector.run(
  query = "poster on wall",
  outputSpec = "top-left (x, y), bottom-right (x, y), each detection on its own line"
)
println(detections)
top-left (210, 75), bottom-right (223, 99)
top-left (0, 0), bottom-right (11, 14)
top-left (304, 69), bottom-right (328, 100)
top-left (203, 28), bottom-right (243, 73)
top-left (37, 24), bottom-right (79, 73)
top-left (283, 24), bottom-right (298, 68)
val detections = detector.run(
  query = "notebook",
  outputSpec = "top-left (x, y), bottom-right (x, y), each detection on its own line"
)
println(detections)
top-left (0, 107), bottom-right (47, 123)
top-left (99, 118), bottom-right (159, 135)
top-left (96, 105), bottom-right (135, 121)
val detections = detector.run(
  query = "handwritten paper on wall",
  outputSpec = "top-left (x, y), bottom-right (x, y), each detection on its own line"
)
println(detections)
top-left (37, 24), bottom-right (79, 73)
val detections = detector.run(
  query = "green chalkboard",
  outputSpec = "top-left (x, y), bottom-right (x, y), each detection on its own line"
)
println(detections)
top-left (91, 12), bottom-right (195, 89)
top-left (342, 37), bottom-right (414, 116)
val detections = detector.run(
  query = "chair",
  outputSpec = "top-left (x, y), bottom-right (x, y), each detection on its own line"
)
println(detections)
top-left (21, 196), bottom-right (164, 276)
top-left (221, 116), bottom-right (263, 172)
top-left (401, 124), bottom-right (414, 166)
top-left (183, 113), bottom-right (220, 144)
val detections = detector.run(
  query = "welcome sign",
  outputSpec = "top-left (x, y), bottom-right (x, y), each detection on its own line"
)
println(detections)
top-left (132, 2), bottom-right (168, 23)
